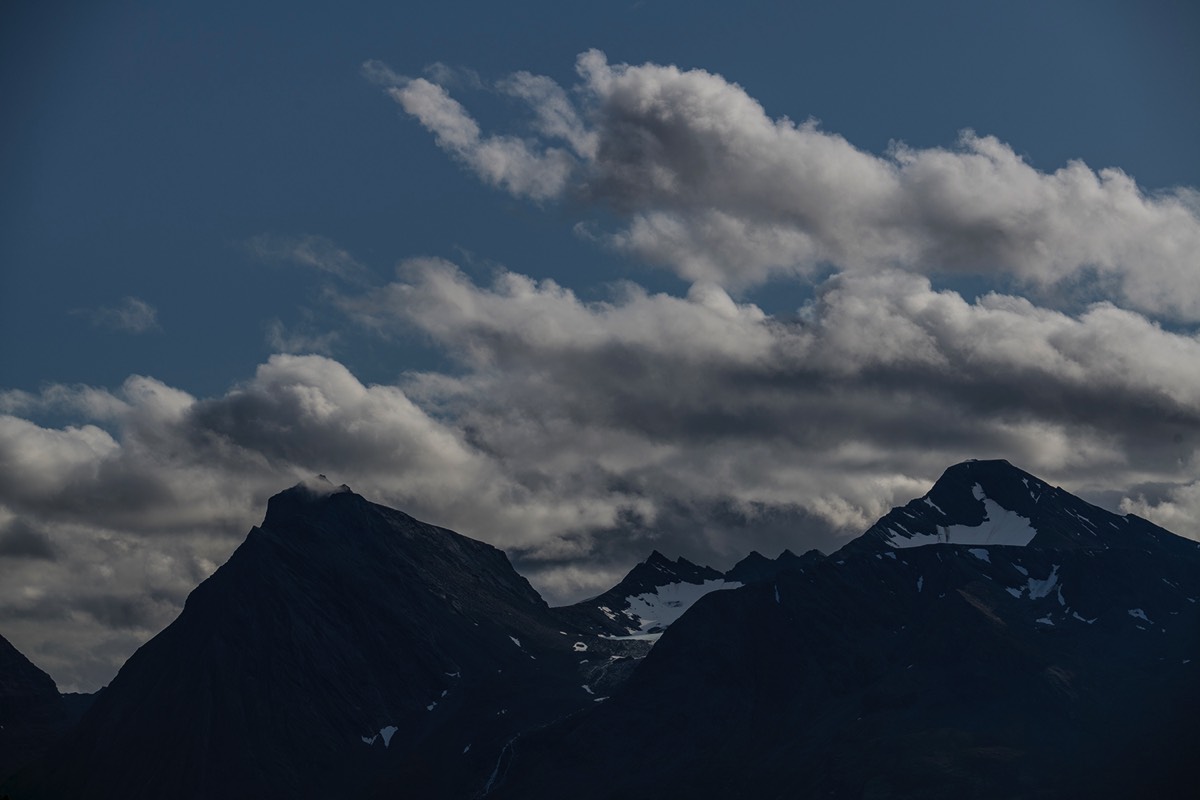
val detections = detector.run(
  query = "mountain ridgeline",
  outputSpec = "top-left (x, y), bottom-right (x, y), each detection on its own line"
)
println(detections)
top-left (4, 461), bottom-right (1199, 798)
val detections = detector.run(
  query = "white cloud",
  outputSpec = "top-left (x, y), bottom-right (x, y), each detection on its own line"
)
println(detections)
top-left (345, 259), bottom-right (1200, 536)
top-left (374, 50), bottom-right (1200, 320)
top-left (375, 71), bottom-right (577, 200)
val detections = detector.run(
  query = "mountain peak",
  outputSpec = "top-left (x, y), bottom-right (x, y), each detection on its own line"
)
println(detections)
top-left (839, 459), bottom-right (1185, 556)
top-left (262, 477), bottom-right (357, 527)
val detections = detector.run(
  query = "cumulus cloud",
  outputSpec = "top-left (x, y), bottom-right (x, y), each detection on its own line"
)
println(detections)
top-left (74, 296), bottom-right (160, 333)
top-left (374, 50), bottom-right (1200, 320)
top-left (6, 263), bottom-right (1200, 687)
top-left (344, 258), bottom-right (1200, 538)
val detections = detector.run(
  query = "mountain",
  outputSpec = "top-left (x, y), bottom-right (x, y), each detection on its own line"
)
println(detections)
top-left (0, 634), bottom-right (68, 785)
top-left (554, 548), bottom-right (808, 637)
top-left (6, 479), bottom-right (626, 799)
top-left (489, 460), bottom-right (1200, 799)
top-left (839, 458), bottom-right (1192, 556)
top-left (10, 461), bottom-right (1199, 798)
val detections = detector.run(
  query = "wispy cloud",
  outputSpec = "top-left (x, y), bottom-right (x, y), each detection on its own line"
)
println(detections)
top-left (74, 296), bottom-right (160, 333)
top-left (264, 318), bottom-right (340, 355)
top-left (247, 233), bottom-right (370, 283)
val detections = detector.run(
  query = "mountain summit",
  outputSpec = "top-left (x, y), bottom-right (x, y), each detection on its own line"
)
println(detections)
top-left (841, 458), bottom-right (1186, 555)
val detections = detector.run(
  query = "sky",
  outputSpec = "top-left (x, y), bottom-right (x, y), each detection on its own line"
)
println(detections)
top-left (2, 0), bottom-right (1199, 692)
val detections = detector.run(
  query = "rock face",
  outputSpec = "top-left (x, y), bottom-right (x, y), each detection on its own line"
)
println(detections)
top-left (490, 460), bottom-right (1200, 799)
top-left (0, 634), bottom-right (67, 784)
top-left (9, 480), bottom-right (607, 799)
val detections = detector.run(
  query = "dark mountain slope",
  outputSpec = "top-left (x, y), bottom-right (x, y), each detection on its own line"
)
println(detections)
top-left (9, 480), bottom-right (605, 799)
top-left (0, 634), bottom-right (67, 785)
top-left (492, 462), bottom-right (1200, 800)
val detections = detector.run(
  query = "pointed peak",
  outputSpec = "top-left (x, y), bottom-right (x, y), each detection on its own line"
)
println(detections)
top-left (731, 550), bottom-right (769, 568)
top-left (646, 550), bottom-right (673, 565)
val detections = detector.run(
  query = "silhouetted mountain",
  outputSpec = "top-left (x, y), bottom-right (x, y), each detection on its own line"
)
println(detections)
top-left (10, 462), bottom-right (1200, 799)
top-left (8, 479), bottom-right (618, 799)
top-left (840, 458), bottom-right (1189, 556)
top-left (724, 548), bottom-right (814, 584)
top-left (0, 634), bottom-right (67, 784)
top-left (490, 460), bottom-right (1200, 799)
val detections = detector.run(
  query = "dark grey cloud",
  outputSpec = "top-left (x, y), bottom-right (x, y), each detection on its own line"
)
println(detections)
top-left (0, 519), bottom-right (57, 560)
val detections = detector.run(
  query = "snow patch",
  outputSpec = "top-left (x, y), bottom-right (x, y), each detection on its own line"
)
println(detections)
top-left (573, 641), bottom-right (588, 652)
top-left (362, 724), bottom-right (400, 747)
top-left (1035, 616), bottom-right (1054, 626)
top-left (623, 580), bottom-right (742, 633)
top-left (1027, 566), bottom-right (1060, 600)
top-left (968, 548), bottom-right (991, 563)
top-left (427, 702), bottom-right (437, 711)
top-left (582, 684), bottom-right (594, 695)
top-left (509, 636), bottom-right (522, 649)
top-left (1072, 611), bottom-right (1097, 624)
top-left (887, 489), bottom-right (1037, 549)
top-left (774, 584), bottom-right (780, 604)
top-left (1005, 587), bottom-right (1022, 599)
top-left (1128, 608), bottom-right (1151, 623)
top-left (1013, 564), bottom-right (1029, 576)
top-left (917, 576), bottom-right (924, 593)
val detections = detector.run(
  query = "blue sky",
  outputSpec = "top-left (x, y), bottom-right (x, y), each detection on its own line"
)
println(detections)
top-left (2, 0), bottom-right (1199, 691)
top-left (4, 0), bottom-right (1197, 394)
